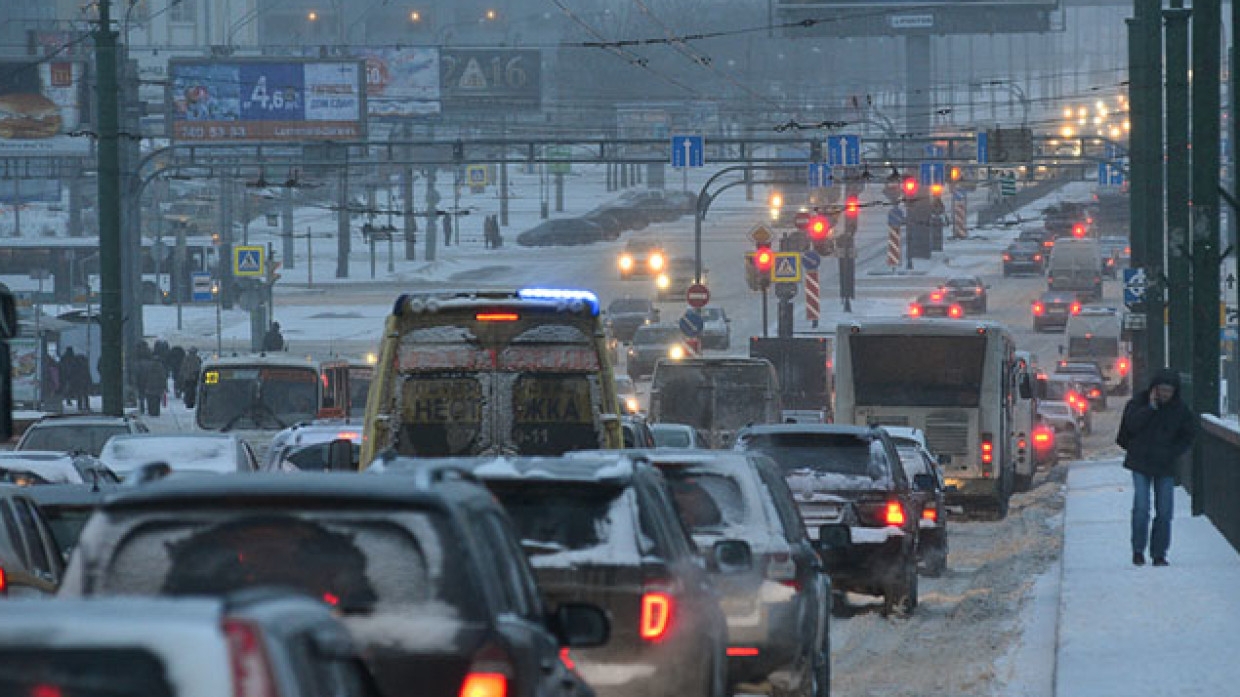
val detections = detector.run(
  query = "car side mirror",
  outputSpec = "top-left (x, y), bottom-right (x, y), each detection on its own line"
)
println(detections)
top-left (711, 539), bottom-right (753, 574)
top-left (550, 603), bottom-right (610, 648)
top-left (913, 473), bottom-right (936, 491)
top-left (326, 438), bottom-right (354, 471)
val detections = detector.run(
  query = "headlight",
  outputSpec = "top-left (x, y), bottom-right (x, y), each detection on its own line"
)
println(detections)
top-left (668, 345), bottom-right (686, 360)
top-left (625, 397), bottom-right (640, 413)
top-left (655, 273), bottom-right (670, 290)
top-left (648, 253), bottom-right (665, 271)
top-left (619, 255), bottom-right (634, 271)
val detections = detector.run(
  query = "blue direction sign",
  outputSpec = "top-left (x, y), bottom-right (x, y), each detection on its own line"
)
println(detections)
top-left (1123, 268), bottom-right (1147, 306)
top-left (191, 272), bottom-right (214, 302)
top-left (679, 309), bottom-right (705, 338)
top-left (924, 144), bottom-right (945, 158)
top-left (1104, 142), bottom-right (1127, 160)
top-left (827, 135), bottom-right (861, 166)
top-left (919, 162), bottom-right (946, 186)
top-left (807, 162), bottom-right (833, 188)
top-left (1098, 163), bottom-right (1126, 187)
top-left (976, 132), bottom-right (989, 164)
top-left (234, 245), bottom-right (265, 277)
top-left (802, 250), bottom-right (821, 271)
top-left (671, 135), bottom-right (705, 168)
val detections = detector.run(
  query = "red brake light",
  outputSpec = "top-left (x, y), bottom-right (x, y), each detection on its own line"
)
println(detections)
top-left (1073, 223), bottom-right (1086, 238)
top-left (1088, 388), bottom-right (1101, 398)
top-left (1044, 239), bottom-right (1055, 248)
top-left (902, 178), bottom-right (919, 196)
top-left (29, 687), bottom-right (61, 697)
top-left (1003, 253), bottom-right (1012, 261)
top-left (921, 505), bottom-right (938, 523)
top-left (930, 291), bottom-right (943, 302)
top-left (909, 304), bottom-right (923, 317)
top-left (1032, 302), bottom-right (1045, 316)
top-left (640, 592), bottom-right (674, 641)
top-left (884, 501), bottom-right (906, 526)
top-left (476, 313), bottom-right (519, 322)
top-left (948, 304), bottom-right (964, 318)
top-left (845, 196), bottom-right (860, 216)
top-left (461, 642), bottom-right (514, 697)
top-left (460, 674), bottom-right (508, 697)
top-left (0, 566), bottom-right (6, 595)
top-left (559, 648), bottom-right (576, 671)
top-left (981, 438), bottom-right (994, 465)
top-left (223, 619), bottom-right (278, 697)
top-left (1070, 302), bottom-right (1082, 315)
top-left (727, 647), bottom-right (761, 657)
top-left (1034, 254), bottom-right (1043, 261)
top-left (322, 592), bottom-right (340, 606)
top-left (1117, 358), bottom-right (1130, 375)
top-left (1033, 427), bottom-right (1054, 447)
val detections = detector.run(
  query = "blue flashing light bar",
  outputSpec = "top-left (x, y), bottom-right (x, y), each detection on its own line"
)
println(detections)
top-left (518, 288), bottom-right (600, 315)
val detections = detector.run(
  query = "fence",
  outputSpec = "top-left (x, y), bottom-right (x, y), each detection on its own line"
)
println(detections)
top-left (1185, 416), bottom-right (1240, 555)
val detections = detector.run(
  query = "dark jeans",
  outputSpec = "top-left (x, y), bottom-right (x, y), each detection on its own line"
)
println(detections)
top-left (1132, 471), bottom-right (1176, 559)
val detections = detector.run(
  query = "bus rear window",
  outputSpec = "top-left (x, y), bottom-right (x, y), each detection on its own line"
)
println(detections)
top-left (399, 377), bottom-right (484, 457)
top-left (511, 375), bottom-right (600, 455)
top-left (849, 336), bottom-right (986, 407)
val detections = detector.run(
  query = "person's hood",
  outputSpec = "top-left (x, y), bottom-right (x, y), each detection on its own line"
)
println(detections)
top-left (1147, 368), bottom-right (1181, 397)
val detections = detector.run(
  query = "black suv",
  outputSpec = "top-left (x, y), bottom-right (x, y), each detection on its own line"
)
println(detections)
top-left (58, 472), bottom-right (609, 697)
top-left (735, 425), bottom-right (925, 617)
top-left (0, 487), bottom-right (65, 596)
top-left (375, 455), bottom-right (731, 697)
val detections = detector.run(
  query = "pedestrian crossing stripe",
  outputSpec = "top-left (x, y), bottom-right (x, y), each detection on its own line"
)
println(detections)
top-left (772, 252), bottom-right (802, 283)
top-left (234, 246), bottom-right (265, 277)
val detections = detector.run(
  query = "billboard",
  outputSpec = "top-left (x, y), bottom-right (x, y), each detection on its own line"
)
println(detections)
top-left (0, 61), bottom-right (89, 156)
top-left (168, 59), bottom-right (366, 142)
top-left (440, 49), bottom-right (540, 112)
top-left (356, 48), bottom-right (440, 118)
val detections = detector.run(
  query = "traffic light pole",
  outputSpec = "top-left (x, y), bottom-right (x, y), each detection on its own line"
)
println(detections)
top-left (693, 166), bottom-right (807, 284)
top-left (1165, 4), bottom-right (1193, 380)
top-left (94, 0), bottom-right (124, 415)
top-left (1191, 0), bottom-right (1222, 416)
top-left (761, 286), bottom-right (770, 338)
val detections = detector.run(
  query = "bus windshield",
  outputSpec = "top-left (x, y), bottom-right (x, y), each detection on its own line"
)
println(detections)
top-left (349, 366), bottom-right (373, 419)
top-left (197, 366), bottom-right (319, 430)
top-left (849, 335), bottom-right (987, 407)
top-left (394, 319), bottom-right (605, 457)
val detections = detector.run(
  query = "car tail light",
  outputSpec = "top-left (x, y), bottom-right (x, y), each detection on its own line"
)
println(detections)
top-left (884, 501), bottom-right (906, 527)
top-left (1117, 358), bottom-right (1130, 376)
top-left (558, 648), bottom-right (576, 671)
top-left (223, 619), bottom-right (278, 697)
top-left (640, 591), bottom-right (674, 641)
top-left (980, 435), bottom-right (995, 467)
top-left (0, 567), bottom-right (6, 595)
top-left (766, 551), bottom-right (799, 589)
top-left (908, 304), bottom-right (923, 318)
top-left (948, 304), bottom-right (964, 318)
top-left (1044, 239), bottom-right (1055, 248)
top-left (727, 647), bottom-right (761, 657)
top-left (29, 686), bottom-right (61, 697)
top-left (922, 504), bottom-right (938, 523)
top-left (460, 642), bottom-right (514, 697)
top-left (975, 286), bottom-right (984, 294)
top-left (1034, 254), bottom-right (1043, 262)
top-left (1070, 302), bottom-right (1082, 315)
top-left (1032, 302), bottom-right (1045, 316)
top-left (1033, 426), bottom-right (1054, 450)
top-left (930, 291), bottom-right (944, 302)
top-left (1003, 253), bottom-right (1012, 261)
top-left (476, 312), bottom-right (520, 322)
top-left (1088, 388), bottom-right (1101, 399)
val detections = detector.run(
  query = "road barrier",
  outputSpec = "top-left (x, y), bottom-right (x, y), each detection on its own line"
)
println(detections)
top-left (1186, 415), bottom-right (1240, 556)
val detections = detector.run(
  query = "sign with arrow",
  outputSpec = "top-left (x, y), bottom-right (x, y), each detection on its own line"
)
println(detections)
top-left (671, 135), bottom-right (704, 168)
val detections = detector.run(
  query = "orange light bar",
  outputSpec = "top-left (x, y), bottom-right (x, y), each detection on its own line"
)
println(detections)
top-left (476, 312), bottom-right (520, 322)
top-left (727, 647), bottom-right (761, 657)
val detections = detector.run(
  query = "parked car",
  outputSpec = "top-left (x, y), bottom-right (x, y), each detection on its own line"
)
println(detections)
top-left (735, 424), bottom-right (924, 617)
top-left (1002, 240), bottom-right (1047, 276)
top-left (605, 297), bottom-right (660, 343)
top-left (517, 218), bottom-right (607, 247)
top-left (938, 276), bottom-right (989, 313)
top-left (618, 238), bottom-right (667, 280)
top-left (59, 472), bottom-right (609, 697)
top-left (0, 451), bottom-right (115, 486)
top-left (700, 307), bottom-right (732, 350)
top-left (628, 323), bottom-right (692, 379)
top-left (263, 421), bottom-right (363, 471)
top-left (637, 449), bottom-right (832, 697)
top-left (383, 454), bottom-right (731, 697)
top-left (0, 486), bottom-right (64, 596)
top-left (650, 423), bottom-right (711, 449)
top-left (884, 428), bottom-right (950, 577)
top-left (99, 433), bottom-right (260, 476)
top-left (1032, 291), bottom-right (1082, 332)
top-left (15, 414), bottom-right (149, 457)
top-left (907, 289), bottom-right (965, 319)
top-left (0, 594), bottom-right (379, 697)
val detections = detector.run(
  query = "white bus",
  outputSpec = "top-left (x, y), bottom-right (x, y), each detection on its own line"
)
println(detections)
top-left (834, 319), bottom-right (1022, 518)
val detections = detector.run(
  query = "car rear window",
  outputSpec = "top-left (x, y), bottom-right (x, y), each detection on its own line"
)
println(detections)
top-left (21, 426), bottom-right (129, 457)
top-left (100, 510), bottom-right (477, 619)
top-left (41, 505), bottom-right (95, 556)
top-left (652, 427), bottom-right (691, 448)
top-left (488, 484), bottom-right (641, 566)
top-left (0, 648), bottom-right (173, 697)
top-left (740, 432), bottom-right (887, 478)
top-left (609, 300), bottom-right (651, 313)
top-left (660, 469), bottom-right (746, 532)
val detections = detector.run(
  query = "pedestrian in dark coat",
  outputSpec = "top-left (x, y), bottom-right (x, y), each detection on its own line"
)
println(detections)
top-left (1116, 368), bottom-right (1196, 567)
top-left (262, 322), bottom-right (285, 352)
top-left (442, 214), bottom-right (452, 247)
top-left (166, 345), bottom-right (186, 397)
top-left (61, 348), bottom-right (90, 412)
top-left (180, 348), bottom-right (202, 408)
top-left (140, 355), bottom-right (167, 417)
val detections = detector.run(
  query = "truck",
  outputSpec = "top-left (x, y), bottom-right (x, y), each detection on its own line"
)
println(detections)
top-left (1064, 306), bottom-right (1129, 393)
top-left (748, 336), bottom-right (833, 423)
top-left (1047, 239), bottom-right (1104, 301)
top-left (648, 357), bottom-right (782, 448)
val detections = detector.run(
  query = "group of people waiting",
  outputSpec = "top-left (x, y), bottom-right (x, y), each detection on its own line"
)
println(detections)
top-left (40, 339), bottom-right (205, 416)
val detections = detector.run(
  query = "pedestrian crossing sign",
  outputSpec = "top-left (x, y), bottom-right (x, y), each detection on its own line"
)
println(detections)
top-left (772, 252), bottom-right (802, 283)
top-left (234, 245), bottom-right (265, 277)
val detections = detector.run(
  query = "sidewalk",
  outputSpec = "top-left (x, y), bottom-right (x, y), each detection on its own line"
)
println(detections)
top-left (1055, 458), bottom-right (1240, 696)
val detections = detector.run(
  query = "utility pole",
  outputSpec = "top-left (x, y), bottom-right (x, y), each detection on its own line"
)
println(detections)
top-left (94, 0), bottom-right (124, 414)
top-left (1165, 3), bottom-right (1192, 379)
top-left (1232, 2), bottom-right (1240, 414)
top-left (1191, 0), bottom-right (1222, 415)
top-left (336, 148), bottom-right (350, 279)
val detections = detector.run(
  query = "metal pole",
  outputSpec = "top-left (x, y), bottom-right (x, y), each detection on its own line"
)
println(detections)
top-left (1191, 0), bottom-right (1222, 415)
top-left (761, 286), bottom-right (769, 338)
top-left (1127, 5), bottom-right (1163, 390)
top-left (1166, 5), bottom-right (1193, 378)
top-left (94, 0), bottom-right (124, 415)
top-left (336, 156), bottom-right (350, 278)
top-left (1232, 2), bottom-right (1240, 414)
top-left (307, 227), bottom-right (314, 288)
top-left (282, 185), bottom-right (295, 270)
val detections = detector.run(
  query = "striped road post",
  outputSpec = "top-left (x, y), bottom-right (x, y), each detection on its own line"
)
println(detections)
top-left (887, 206), bottom-right (904, 269)
top-left (805, 270), bottom-right (820, 326)
top-left (952, 188), bottom-right (968, 239)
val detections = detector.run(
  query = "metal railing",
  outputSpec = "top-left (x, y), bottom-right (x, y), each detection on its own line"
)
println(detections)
top-left (1186, 416), bottom-right (1240, 555)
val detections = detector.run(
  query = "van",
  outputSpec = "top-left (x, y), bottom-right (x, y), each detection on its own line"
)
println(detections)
top-left (1047, 239), bottom-right (1103, 300)
top-left (648, 357), bottom-right (781, 448)
top-left (1065, 306), bottom-right (1129, 393)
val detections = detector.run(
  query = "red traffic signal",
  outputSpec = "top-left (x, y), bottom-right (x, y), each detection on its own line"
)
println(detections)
top-left (753, 246), bottom-right (775, 272)
top-left (807, 215), bottom-right (830, 241)
top-left (845, 196), bottom-right (860, 217)
top-left (1072, 223), bottom-right (1087, 238)
top-left (902, 177), bottom-right (919, 197)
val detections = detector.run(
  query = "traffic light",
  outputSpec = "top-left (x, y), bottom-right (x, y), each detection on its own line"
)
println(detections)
top-left (1072, 223), bottom-right (1087, 238)
top-left (902, 177), bottom-right (919, 198)
top-left (930, 183), bottom-right (944, 197)
top-left (750, 245), bottom-right (774, 290)
top-left (949, 166), bottom-right (962, 182)
top-left (807, 215), bottom-right (830, 241)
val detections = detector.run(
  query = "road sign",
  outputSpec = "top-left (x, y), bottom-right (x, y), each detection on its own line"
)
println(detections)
top-left (807, 162), bottom-right (833, 188)
top-left (1099, 162), bottom-right (1126, 187)
top-left (1001, 174), bottom-right (1018, 197)
top-left (466, 164), bottom-right (488, 186)
top-left (548, 146), bottom-right (571, 174)
top-left (234, 245), bottom-right (265, 277)
top-left (686, 283), bottom-right (710, 309)
top-left (749, 225), bottom-right (773, 246)
top-left (671, 135), bottom-right (705, 168)
top-left (794, 211), bottom-right (811, 229)
top-left (1124, 268), bottom-right (1147, 306)
top-left (920, 162), bottom-right (946, 187)
top-left (191, 272), bottom-right (214, 302)
top-left (976, 132), bottom-right (989, 164)
top-left (924, 144), bottom-right (945, 158)
top-left (772, 252), bottom-right (802, 283)
top-left (827, 135), bottom-right (861, 166)
top-left (801, 249), bottom-right (821, 271)
top-left (679, 309), bottom-right (705, 338)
